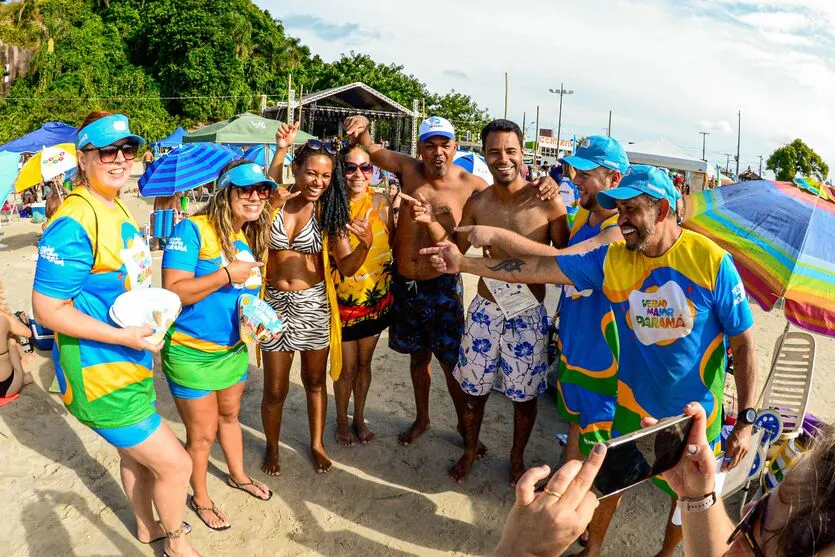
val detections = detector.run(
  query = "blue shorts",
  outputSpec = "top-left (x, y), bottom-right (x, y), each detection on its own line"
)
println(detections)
top-left (388, 272), bottom-right (464, 366)
top-left (91, 412), bottom-right (162, 449)
top-left (166, 370), bottom-right (248, 400)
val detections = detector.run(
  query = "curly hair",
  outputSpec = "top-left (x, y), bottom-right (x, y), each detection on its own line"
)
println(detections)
top-left (292, 143), bottom-right (350, 241)
top-left (194, 159), bottom-right (271, 262)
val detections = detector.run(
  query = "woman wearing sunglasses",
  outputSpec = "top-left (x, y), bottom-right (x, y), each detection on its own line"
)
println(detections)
top-left (333, 144), bottom-right (394, 447)
top-left (32, 112), bottom-right (201, 557)
top-left (261, 123), bottom-right (373, 475)
top-left (496, 402), bottom-right (835, 556)
top-left (161, 160), bottom-right (275, 531)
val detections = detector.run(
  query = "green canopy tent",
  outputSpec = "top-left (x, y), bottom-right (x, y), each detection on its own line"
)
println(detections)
top-left (183, 113), bottom-right (315, 145)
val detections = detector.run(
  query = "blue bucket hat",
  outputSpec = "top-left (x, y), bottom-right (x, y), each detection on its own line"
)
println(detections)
top-left (560, 135), bottom-right (629, 173)
top-left (76, 114), bottom-right (145, 149)
top-left (597, 164), bottom-right (678, 213)
top-left (217, 162), bottom-right (278, 190)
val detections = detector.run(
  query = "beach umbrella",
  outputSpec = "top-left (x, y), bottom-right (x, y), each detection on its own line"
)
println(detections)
top-left (243, 144), bottom-right (276, 167)
top-left (138, 143), bottom-right (240, 197)
top-left (14, 143), bottom-right (77, 192)
top-left (683, 180), bottom-right (835, 337)
top-left (0, 121), bottom-right (77, 153)
top-left (453, 150), bottom-right (493, 184)
top-left (0, 151), bottom-right (21, 204)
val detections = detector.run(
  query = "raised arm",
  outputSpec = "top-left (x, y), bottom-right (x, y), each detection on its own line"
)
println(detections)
top-left (344, 115), bottom-right (415, 176)
top-left (420, 242), bottom-right (573, 285)
top-left (268, 121), bottom-right (300, 183)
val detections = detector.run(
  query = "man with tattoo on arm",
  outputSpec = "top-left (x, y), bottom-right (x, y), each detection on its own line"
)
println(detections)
top-left (422, 165), bottom-right (759, 557)
top-left (343, 114), bottom-right (557, 448)
top-left (410, 119), bottom-right (568, 485)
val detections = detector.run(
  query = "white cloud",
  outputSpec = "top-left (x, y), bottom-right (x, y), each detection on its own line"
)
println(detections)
top-left (262, 0), bottom-right (835, 177)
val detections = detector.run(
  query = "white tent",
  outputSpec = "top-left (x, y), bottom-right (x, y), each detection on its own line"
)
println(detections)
top-left (625, 139), bottom-right (709, 173)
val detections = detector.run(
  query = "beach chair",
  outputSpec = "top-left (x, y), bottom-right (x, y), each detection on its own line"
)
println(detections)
top-left (0, 197), bottom-right (19, 224)
top-left (760, 331), bottom-right (816, 442)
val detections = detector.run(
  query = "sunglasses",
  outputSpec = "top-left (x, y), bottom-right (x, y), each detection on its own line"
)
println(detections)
top-left (345, 162), bottom-right (373, 175)
top-left (727, 492), bottom-right (770, 557)
top-left (297, 139), bottom-right (338, 159)
top-left (82, 143), bottom-right (138, 163)
top-left (234, 183), bottom-right (272, 200)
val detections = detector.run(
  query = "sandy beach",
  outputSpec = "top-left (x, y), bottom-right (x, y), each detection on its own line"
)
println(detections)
top-left (1, 184), bottom-right (832, 557)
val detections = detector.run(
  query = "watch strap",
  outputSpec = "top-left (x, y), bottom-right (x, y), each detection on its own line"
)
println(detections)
top-left (739, 407), bottom-right (757, 424)
top-left (680, 491), bottom-right (717, 513)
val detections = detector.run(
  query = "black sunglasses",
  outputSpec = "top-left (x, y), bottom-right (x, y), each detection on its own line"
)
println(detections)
top-left (82, 143), bottom-right (138, 163)
top-left (296, 139), bottom-right (338, 160)
top-left (234, 183), bottom-right (272, 200)
top-left (727, 492), bottom-right (770, 557)
top-left (345, 162), bottom-right (373, 175)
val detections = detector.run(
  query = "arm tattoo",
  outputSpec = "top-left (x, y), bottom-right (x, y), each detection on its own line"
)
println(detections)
top-left (487, 258), bottom-right (525, 272)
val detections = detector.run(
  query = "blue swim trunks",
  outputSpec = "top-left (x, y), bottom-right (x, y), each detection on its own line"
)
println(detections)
top-left (388, 272), bottom-right (465, 366)
top-left (91, 412), bottom-right (162, 449)
top-left (167, 369), bottom-right (248, 400)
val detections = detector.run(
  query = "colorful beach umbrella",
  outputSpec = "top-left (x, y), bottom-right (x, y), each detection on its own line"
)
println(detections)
top-left (14, 143), bottom-right (77, 192)
top-left (138, 143), bottom-right (240, 197)
top-left (683, 180), bottom-right (835, 337)
top-left (453, 150), bottom-right (493, 184)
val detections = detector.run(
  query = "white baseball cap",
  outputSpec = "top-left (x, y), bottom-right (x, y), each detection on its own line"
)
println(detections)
top-left (419, 116), bottom-right (455, 142)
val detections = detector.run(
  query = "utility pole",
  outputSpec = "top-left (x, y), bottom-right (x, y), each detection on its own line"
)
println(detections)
top-left (504, 72), bottom-right (508, 119)
top-left (548, 83), bottom-right (574, 158)
top-left (522, 111), bottom-right (526, 140)
top-left (699, 131), bottom-right (710, 161)
top-left (607, 110), bottom-right (612, 137)
top-left (758, 155), bottom-right (764, 177)
top-left (735, 110), bottom-right (741, 177)
top-left (534, 105), bottom-right (540, 171)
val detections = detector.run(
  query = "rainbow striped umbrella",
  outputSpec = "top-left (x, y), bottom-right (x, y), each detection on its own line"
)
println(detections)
top-left (683, 180), bottom-right (835, 337)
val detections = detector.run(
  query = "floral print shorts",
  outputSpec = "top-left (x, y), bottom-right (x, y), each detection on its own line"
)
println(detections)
top-left (454, 295), bottom-right (550, 402)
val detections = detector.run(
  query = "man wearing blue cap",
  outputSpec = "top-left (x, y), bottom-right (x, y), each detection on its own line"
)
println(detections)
top-left (421, 164), bottom-right (759, 556)
top-left (343, 113), bottom-right (558, 448)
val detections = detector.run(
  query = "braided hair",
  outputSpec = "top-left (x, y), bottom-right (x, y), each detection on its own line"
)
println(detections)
top-left (293, 143), bottom-right (350, 240)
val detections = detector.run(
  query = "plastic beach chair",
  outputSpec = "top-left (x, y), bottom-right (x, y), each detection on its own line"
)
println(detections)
top-left (761, 331), bottom-right (816, 442)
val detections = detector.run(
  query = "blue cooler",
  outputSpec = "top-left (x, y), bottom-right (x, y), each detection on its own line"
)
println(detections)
top-left (31, 201), bottom-right (46, 219)
top-left (30, 320), bottom-right (55, 351)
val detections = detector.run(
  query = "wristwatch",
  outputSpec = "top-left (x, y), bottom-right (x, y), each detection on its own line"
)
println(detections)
top-left (738, 407), bottom-right (757, 425)
top-left (680, 491), bottom-right (717, 513)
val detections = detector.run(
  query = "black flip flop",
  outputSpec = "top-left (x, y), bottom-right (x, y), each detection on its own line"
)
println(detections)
top-left (189, 497), bottom-right (231, 531)
top-left (227, 475), bottom-right (273, 501)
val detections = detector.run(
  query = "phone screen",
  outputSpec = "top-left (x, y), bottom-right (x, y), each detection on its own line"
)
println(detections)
top-left (593, 414), bottom-right (694, 499)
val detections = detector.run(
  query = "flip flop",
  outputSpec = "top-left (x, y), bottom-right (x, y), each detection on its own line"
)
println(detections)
top-left (0, 393), bottom-right (20, 408)
top-left (189, 497), bottom-right (231, 531)
top-left (142, 521), bottom-right (191, 544)
top-left (227, 475), bottom-right (273, 501)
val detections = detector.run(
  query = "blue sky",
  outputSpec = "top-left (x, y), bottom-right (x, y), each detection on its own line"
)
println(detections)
top-left (257, 0), bottom-right (835, 178)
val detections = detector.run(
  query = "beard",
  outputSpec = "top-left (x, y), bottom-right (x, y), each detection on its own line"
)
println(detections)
top-left (579, 194), bottom-right (597, 210)
top-left (428, 162), bottom-right (448, 178)
top-left (625, 221), bottom-right (654, 252)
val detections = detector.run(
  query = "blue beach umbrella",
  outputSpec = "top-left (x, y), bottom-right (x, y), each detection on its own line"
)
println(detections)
top-left (0, 151), bottom-right (21, 204)
top-left (453, 150), bottom-right (493, 184)
top-left (243, 144), bottom-right (275, 166)
top-left (138, 143), bottom-right (240, 197)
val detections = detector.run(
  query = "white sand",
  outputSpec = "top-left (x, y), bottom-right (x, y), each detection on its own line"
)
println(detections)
top-left (1, 187), bottom-right (831, 556)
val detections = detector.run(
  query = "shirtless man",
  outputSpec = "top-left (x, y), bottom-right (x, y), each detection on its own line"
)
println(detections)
top-left (343, 115), bottom-right (557, 446)
top-left (411, 119), bottom-right (569, 484)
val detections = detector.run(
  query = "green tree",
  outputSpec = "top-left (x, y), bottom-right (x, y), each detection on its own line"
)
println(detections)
top-left (766, 139), bottom-right (829, 181)
top-left (427, 90), bottom-right (490, 140)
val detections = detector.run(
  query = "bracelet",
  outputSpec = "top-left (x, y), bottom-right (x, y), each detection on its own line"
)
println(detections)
top-left (223, 266), bottom-right (232, 286)
top-left (680, 491), bottom-right (717, 513)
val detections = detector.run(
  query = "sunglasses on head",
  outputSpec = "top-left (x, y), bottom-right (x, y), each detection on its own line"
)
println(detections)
top-left (345, 162), bottom-right (373, 175)
top-left (234, 183), bottom-right (272, 200)
top-left (297, 139), bottom-right (338, 158)
top-left (83, 143), bottom-right (138, 163)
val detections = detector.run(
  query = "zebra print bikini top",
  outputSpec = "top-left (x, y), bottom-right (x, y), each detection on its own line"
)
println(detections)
top-left (269, 209), bottom-right (323, 254)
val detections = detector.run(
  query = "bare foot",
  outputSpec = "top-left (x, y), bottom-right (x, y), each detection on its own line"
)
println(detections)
top-left (335, 422), bottom-right (357, 447)
top-left (449, 452), bottom-right (477, 483)
top-left (190, 497), bottom-right (230, 530)
top-left (509, 454), bottom-right (526, 487)
top-left (311, 447), bottom-right (332, 473)
top-left (398, 419), bottom-right (429, 446)
top-left (261, 446), bottom-right (280, 476)
top-left (136, 520), bottom-right (166, 544)
top-left (353, 420), bottom-right (375, 444)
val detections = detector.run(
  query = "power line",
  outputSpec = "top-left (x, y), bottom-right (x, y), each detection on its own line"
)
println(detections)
top-left (1, 94), bottom-right (284, 101)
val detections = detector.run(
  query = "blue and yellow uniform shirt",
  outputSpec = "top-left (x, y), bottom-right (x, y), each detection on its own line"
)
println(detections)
top-left (556, 208), bottom-right (620, 454)
top-left (556, 229), bottom-right (753, 445)
top-left (33, 187), bottom-right (154, 429)
top-left (161, 215), bottom-right (257, 390)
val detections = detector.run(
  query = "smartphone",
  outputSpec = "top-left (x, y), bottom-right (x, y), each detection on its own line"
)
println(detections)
top-left (592, 413), bottom-right (694, 499)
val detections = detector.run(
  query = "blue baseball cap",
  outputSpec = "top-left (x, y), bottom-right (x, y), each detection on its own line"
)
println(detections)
top-left (76, 114), bottom-right (145, 149)
top-left (560, 135), bottom-right (629, 173)
top-left (419, 116), bottom-right (455, 142)
top-left (217, 162), bottom-right (278, 190)
top-left (597, 164), bottom-right (678, 213)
